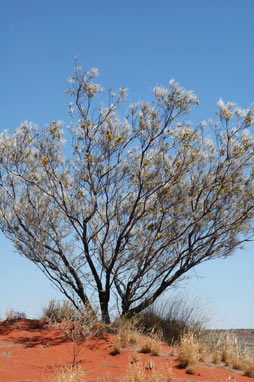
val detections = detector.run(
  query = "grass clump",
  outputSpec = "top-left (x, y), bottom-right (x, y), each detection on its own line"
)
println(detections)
top-left (41, 300), bottom-right (81, 322)
top-left (195, 329), bottom-right (254, 377)
top-left (177, 330), bottom-right (201, 374)
top-left (111, 317), bottom-right (142, 353)
top-left (5, 308), bottom-right (26, 320)
top-left (130, 352), bottom-right (140, 363)
top-left (150, 367), bottom-right (173, 382)
top-left (140, 338), bottom-right (161, 356)
top-left (126, 363), bottom-right (173, 382)
top-left (48, 365), bottom-right (84, 382)
top-left (242, 355), bottom-right (254, 378)
top-left (212, 350), bottom-right (222, 364)
top-left (125, 364), bottom-right (145, 382)
top-left (221, 333), bottom-right (241, 367)
top-left (220, 332), bottom-right (254, 376)
top-left (110, 342), bottom-right (122, 355)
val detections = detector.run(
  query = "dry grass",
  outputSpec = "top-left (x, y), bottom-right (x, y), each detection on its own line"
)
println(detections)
top-left (111, 317), bottom-right (141, 354)
top-left (5, 308), bottom-right (26, 321)
top-left (145, 361), bottom-right (155, 370)
top-left (220, 333), bottom-right (254, 377)
top-left (176, 330), bottom-right (200, 373)
top-left (140, 338), bottom-right (161, 356)
top-left (125, 363), bottom-right (173, 382)
top-left (212, 350), bottom-right (223, 364)
top-left (130, 353), bottom-right (140, 363)
top-left (150, 367), bottom-right (173, 382)
top-left (197, 342), bottom-right (209, 362)
top-left (209, 332), bottom-right (254, 376)
top-left (48, 365), bottom-right (84, 382)
top-left (221, 333), bottom-right (241, 367)
top-left (187, 330), bottom-right (254, 377)
top-left (186, 363), bottom-right (197, 375)
top-left (110, 342), bottom-right (122, 355)
top-left (118, 326), bottom-right (138, 347)
top-left (242, 354), bottom-right (254, 378)
top-left (125, 364), bottom-right (145, 382)
top-left (41, 300), bottom-right (81, 322)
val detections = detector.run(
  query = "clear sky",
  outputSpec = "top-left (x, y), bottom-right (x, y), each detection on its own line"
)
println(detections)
top-left (1, 0), bottom-right (254, 329)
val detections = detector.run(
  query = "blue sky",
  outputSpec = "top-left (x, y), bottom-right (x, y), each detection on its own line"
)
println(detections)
top-left (1, 0), bottom-right (254, 328)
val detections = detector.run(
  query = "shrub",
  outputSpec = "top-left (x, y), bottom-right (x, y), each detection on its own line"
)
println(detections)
top-left (41, 300), bottom-right (81, 322)
top-left (58, 308), bottom-right (99, 366)
top-left (138, 293), bottom-right (208, 344)
top-left (42, 300), bottom-right (99, 366)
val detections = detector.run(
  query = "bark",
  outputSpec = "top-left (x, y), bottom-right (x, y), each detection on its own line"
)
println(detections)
top-left (99, 290), bottom-right (111, 323)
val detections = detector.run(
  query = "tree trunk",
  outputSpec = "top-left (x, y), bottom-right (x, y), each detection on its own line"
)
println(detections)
top-left (99, 292), bottom-right (111, 323)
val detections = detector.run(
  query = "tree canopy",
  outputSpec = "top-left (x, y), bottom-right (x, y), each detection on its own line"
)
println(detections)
top-left (0, 65), bottom-right (254, 322)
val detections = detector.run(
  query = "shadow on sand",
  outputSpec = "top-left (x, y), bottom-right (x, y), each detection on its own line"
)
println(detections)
top-left (0, 318), bottom-right (67, 348)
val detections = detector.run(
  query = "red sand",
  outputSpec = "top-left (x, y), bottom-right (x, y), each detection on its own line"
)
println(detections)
top-left (0, 319), bottom-right (252, 382)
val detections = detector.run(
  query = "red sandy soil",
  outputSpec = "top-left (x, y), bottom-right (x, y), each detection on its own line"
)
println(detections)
top-left (0, 319), bottom-right (253, 382)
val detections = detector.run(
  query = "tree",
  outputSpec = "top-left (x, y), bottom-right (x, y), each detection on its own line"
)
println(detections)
top-left (0, 65), bottom-right (254, 323)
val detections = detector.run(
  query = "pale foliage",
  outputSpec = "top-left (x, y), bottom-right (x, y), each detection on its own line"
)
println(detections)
top-left (1, 64), bottom-right (254, 322)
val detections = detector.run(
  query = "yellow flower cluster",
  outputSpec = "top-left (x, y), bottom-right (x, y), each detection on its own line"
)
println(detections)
top-left (244, 114), bottom-right (252, 126)
top-left (40, 156), bottom-right (49, 166)
top-left (164, 95), bottom-right (175, 106)
top-left (65, 89), bottom-right (75, 96)
top-left (86, 153), bottom-right (92, 163)
top-left (119, 88), bottom-right (126, 96)
top-left (49, 121), bottom-right (61, 139)
top-left (221, 109), bottom-right (232, 121)
top-left (81, 122), bottom-right (90, 129)
top-left (106, 131), bottom-right (113, 141)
